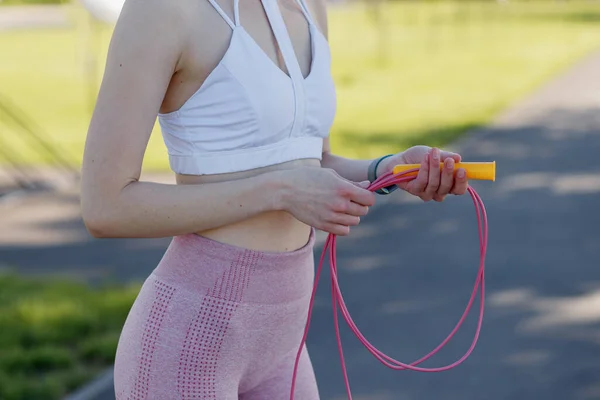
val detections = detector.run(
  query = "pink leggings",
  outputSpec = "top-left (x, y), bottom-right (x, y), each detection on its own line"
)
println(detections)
top-left (114, 229), bottom-right (320, 399)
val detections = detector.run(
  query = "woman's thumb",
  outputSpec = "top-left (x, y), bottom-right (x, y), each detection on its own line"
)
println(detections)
top-left (352, 180), bottom-right (371, 189)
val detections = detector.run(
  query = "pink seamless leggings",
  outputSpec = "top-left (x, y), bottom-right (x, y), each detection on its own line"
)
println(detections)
top-left (114, 229), bottom-right (320, 399)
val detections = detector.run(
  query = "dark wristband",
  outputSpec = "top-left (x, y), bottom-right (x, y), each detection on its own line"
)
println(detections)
top-left (368, 154), bottom-right (398, 195)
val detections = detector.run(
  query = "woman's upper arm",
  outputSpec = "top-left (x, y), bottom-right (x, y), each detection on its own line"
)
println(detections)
top-left (81, 0), bottom-right (185, 214)
top-left (313, 0), bottom-right (330, 156)
top-left (322, 137), bottom-right (331, 155)
top-left (310, 0), bottom-right (329, 39)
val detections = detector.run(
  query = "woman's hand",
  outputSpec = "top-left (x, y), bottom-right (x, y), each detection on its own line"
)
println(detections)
top-left (278, 167), bottom-right (376, 236)
top-left (378, 145), bottom-right (469, 202)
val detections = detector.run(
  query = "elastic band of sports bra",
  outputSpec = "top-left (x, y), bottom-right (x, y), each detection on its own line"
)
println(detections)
top-left (289, 165), bottom-right (490, 400)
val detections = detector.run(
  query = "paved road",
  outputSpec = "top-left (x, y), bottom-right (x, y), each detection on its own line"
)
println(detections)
top-left (2, 48), bottom-right (600, 399)
top-left (304, 50), bottom-right (600, 400)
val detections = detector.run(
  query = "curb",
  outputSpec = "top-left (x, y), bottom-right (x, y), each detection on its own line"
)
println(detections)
top-left (63, 367), bottom-right (114, 400)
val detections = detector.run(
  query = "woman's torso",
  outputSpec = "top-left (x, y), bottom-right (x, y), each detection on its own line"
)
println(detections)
top-left (158, 0), bottom-right (333, 252)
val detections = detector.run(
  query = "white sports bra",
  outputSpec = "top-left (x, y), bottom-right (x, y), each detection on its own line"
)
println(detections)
top-left (158, 0), bottom-right (337, 175)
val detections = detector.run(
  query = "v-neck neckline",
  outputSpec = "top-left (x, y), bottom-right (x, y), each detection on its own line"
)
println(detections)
top-left (258, 0), bottom-right (314, 82)
top-left (237, 24), bottom-right (317, 82)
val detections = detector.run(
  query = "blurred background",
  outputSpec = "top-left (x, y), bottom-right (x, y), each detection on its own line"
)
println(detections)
top-left (1, 0), bottom-right (599, 399)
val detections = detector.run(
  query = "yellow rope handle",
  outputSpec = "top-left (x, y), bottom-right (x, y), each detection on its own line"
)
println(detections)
top-left (392, 161), bottom-right (496, 181)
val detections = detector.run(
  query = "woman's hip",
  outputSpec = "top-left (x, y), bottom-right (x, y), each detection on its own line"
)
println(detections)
top-left (152, 226), bottom-right (315, 303)
top-left (114, 232), bottom-right (316, 396)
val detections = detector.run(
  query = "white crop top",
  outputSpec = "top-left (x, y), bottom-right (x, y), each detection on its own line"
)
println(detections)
top-left (157, 0), bottom-right (337, 175)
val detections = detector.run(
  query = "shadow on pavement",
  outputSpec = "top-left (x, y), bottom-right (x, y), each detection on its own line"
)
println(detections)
top-left (307, 106), bottom-right (600, 400)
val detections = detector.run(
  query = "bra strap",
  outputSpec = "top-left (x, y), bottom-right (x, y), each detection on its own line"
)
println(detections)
top-left (295, 0), bottom-right (315, 25)
top-left (233, 0), bottom-right (240, 26)
top-left (206, 0), bottom-right (237, 29)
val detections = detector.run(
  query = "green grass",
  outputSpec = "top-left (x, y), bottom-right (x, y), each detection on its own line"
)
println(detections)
top-left (328, 0), bottom-right (600, 158)
top-left (1, 1), bottom-right (600, 170)
top-left (0, 271), bottom-right (140, 400)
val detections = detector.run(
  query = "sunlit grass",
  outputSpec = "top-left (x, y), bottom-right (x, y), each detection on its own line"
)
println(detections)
top-left (328, 0), bottom-right (600, 158)
top-left (0, 271), bottom-right (140, 399)
top-left (0, 1), bottom-right (599, 170)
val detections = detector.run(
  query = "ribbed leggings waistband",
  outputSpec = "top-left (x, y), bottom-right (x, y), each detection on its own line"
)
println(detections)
top-left (151, 229), bottom-right (316, 304)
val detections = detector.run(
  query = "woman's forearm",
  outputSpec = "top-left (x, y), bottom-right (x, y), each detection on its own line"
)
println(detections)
top-left (81, 171), bottom-right (288, 239)
top-left (321, 152), bottom-right (372, 182)
top-left (321, 151), bottom-right (393, 183)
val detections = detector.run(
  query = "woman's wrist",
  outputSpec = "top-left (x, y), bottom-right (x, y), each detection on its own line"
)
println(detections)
top-left (369, 154), bottom-right (397, 181)
top-left (321, 151), bottom-right (371, 182)
top-left (374, 155), bottom-right (394, 180)
top-left (369, 153), bottom-right (402, 195)
top-left (377, 151), bottom-right (405, 177)
top-left (265, 169), bottom-right (296, 213)
top-left (257, 171), bottom-right (291, 211)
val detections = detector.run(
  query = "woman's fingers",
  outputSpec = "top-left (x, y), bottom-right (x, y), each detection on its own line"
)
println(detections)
top-left (451, 168), bottom-right (469, 195)
top-left (347, 202), bottom-right (370, 217)
top-left (397, 147), bottom-right (469, 202)
top-left (331, 213), bottom-right (361, 227)
top-left (323, 223), bottom-right (351, 236)
top-left (408, 152), bottom-right (430, 195)
top-left (436, 157), bottom-right (455, 200)
top-left (424, 148), bottom-right (441, 200)
top-left (440, 150), bottom-right (461, 163)
top-left (323, 200), bottom-right (371, 236)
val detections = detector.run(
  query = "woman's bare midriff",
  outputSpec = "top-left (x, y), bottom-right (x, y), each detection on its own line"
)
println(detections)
top-left (176, 158), bottom-right (321, 253)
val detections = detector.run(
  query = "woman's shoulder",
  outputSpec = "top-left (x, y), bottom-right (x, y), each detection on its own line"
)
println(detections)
top-left (118, 0), bottom-right (203, 38)
top-left (121, 0), bottom-right (188, 22)
top-left (115, 0), bottom-right (213, 62)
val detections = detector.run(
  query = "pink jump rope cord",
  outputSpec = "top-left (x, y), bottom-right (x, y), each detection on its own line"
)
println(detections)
top-left (289, 168), bottom-right (488, 400)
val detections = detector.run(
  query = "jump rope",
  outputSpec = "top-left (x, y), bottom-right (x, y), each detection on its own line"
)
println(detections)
top-left (289, 161), bottom-right (496, 400)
